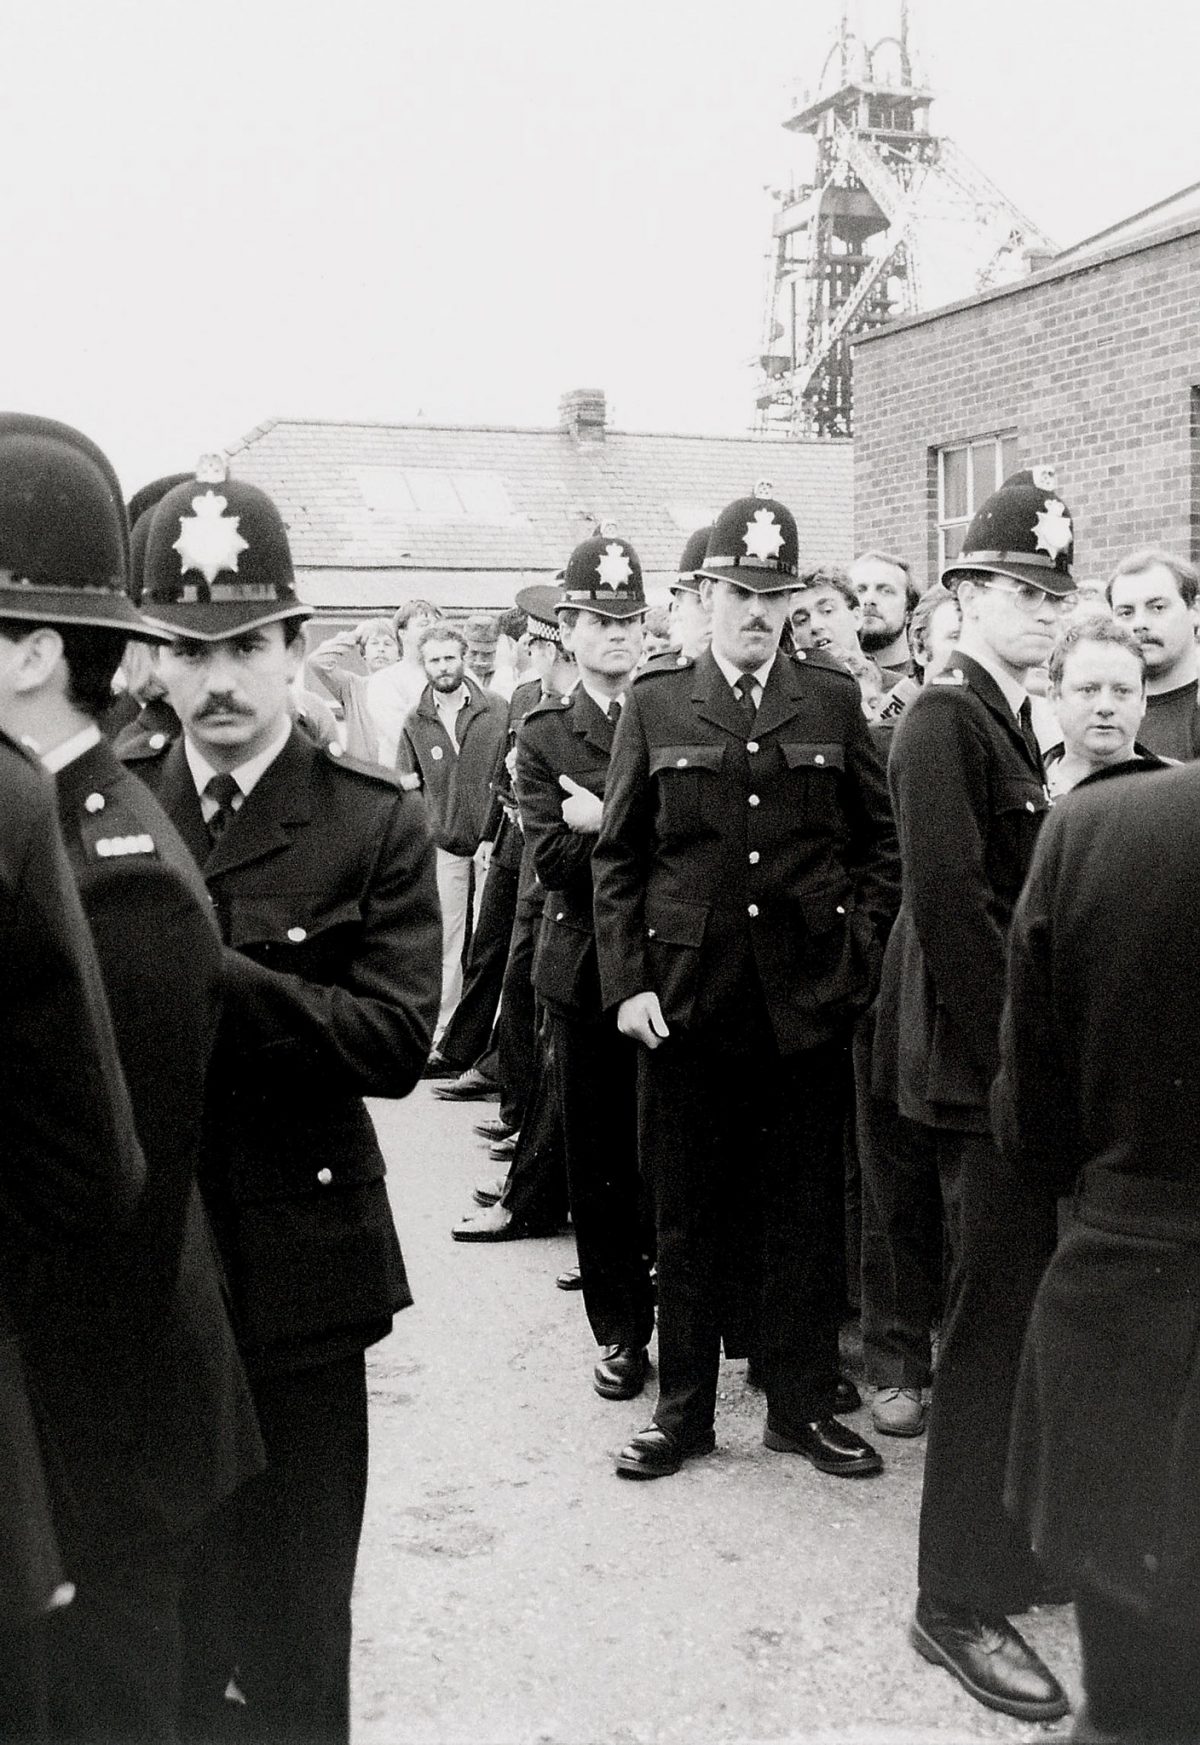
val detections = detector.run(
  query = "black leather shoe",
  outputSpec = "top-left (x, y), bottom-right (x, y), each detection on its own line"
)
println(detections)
top-left (451, 1205), bottom-right (555, 1243)
top-left (421, 1051), bottom-right (460, 1080)
top-left (835, 1375), bottom-right (862, 1414)
top-left (433, 1068), bottom-right (500, 1102)
top-left (489, 1133), bottom-right (519, 1162)
top-left (762, 1416), bottom-right (883, 1476)
top-left (910, 1595), bottom-right (1069, 1722)
top-left (615, 1424), bottom-right (716, 1479)
top-left (593, 1344), bottom-right (648, 1401)
top-left (475, 1117), bottom-right (518, 1141)
top-left (555, 1266), bottom-right (583, 1291)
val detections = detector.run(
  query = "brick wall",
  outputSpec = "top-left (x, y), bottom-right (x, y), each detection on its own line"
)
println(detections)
top-left (852, 221), bottom-right (1200, 587)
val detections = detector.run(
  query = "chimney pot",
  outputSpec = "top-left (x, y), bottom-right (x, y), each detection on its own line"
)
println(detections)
top-left (559, 388), bottom-right (607, 442)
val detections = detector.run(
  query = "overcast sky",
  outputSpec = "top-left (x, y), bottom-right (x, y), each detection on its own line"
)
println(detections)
top-left (7, 0), bottom-right (1195, 491)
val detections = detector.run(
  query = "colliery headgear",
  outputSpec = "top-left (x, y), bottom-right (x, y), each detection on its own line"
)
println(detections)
top-left (557, 531), bottom-right (646, 621)
top-left (141, 459), bottom-right (311, 639)
top-left (0, 412), bottom-right (157, 637)
top-left (672, 526), bottom-right (712, 596)
top-left (698, 483), bottom-right (799, 592)
top-left (943, 466), bottom-right (1077, 597)
top-left (515, 581), bottom-right (566, 645)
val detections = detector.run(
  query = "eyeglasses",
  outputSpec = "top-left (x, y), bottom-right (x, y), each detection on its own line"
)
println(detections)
top-left (979, 580), bottom-right (1075, 618)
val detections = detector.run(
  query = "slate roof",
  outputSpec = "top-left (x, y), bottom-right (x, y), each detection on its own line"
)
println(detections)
top-left (224, 415), bottom-right (853, 611)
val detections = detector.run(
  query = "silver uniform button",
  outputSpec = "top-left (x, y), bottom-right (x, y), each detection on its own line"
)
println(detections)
top-left (84, 792), bottom-right (105, 814)
top-left (814, 754), bottom-right (826, 766)
top-left (148, 733), bottom-right (167, 750)
top-left (431, 745), bottom-right (444, 760)
top-left (328, 742), bottom-right (343, 757)
top-left (748, 850), bottom-right (760, 865)
top-left (748, 793), bottom-right (760, 806)
top-left (317, 1168), bottom-right (333, 1185)
top-left (747, 741), bottom-right (759, 754)
top-left (555, 911), bottom-right (565, 921)
top-left (1025, 800), bottom-right (1036, 812)
top-left (287, 926), bottom-right (307, 943)
top-left (675, 757), bottom-right (688, 767)
top-left (747, 904), bottom-right (759, 918)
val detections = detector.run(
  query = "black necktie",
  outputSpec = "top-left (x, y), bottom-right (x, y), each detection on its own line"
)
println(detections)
top-left (735, 673), bottom-right (758, 725)
top-left (608, 700), bottom-right (622, 727)
top-left (204, 772), bottom-right (241, 843)
top-left (1018, 699), bottom-right (1043, 771)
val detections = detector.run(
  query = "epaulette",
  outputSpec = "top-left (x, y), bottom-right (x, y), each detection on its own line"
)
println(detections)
top-left (79, 794), bottom-right (161, 864)
top-left (524, 693), bottom-right (574, 719)
top-left (321, 741), bottom-right (406, 789)
top-left (634, 654), bottom-right (693, 682)
top-left (929, 666), bottom-right (969, 687)
top-left (793, 647), bottom-right (856, 683)
top-left (117, 726), bottom-right (174, 763)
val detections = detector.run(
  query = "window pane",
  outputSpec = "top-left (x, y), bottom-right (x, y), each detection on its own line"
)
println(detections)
top-left (970, 441), bottom-right (996, 510)
top-left (942, 522), bottom-right (966, 562)
top-left (1001, 434), bottom-right (1019, 482)
top-left (942, 447), bottom-right (968, 520)
top-left (403, 469), bottom-right (461, 516)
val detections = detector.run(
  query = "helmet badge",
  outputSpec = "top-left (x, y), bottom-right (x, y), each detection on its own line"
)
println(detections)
top-left (742, 508), bottom-right (784, 563)
top-left (172, 491), bottom-right (250, 586)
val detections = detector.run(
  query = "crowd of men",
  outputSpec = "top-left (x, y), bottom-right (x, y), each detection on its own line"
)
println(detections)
top-left (3, 412), bottom-right (1198, 1744)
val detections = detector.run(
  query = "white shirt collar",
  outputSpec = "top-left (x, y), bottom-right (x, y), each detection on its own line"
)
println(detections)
top-left (579, 677), bottom-right (626, 718)
top-left (40, 723), bottom-right (102, 775)
top-left (710, 650), bottom-right (776, 694)
top-left (961, 647), bottom-right (1028, 720)
top-left (183, 715), bottom-right (293, 801)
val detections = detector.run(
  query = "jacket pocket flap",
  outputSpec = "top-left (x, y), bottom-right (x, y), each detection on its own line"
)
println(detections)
top-left (797, 887), bottom-right (854, 932)
top-left (644, 895), bottom-right (708, 947)
top-left (227, 896), bottom-right (363, 950)
top-left (649, 744), bottom-right (725, 775)
top-left (782, 742), bottom-right (844, 772)
top-left (994, 778), bottom-right (1049, 817)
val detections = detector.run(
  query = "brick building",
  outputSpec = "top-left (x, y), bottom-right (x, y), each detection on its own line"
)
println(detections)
top-left (224, 390), bottom-right (853, 629)
top-left (851, 189), bottom-right (1200, 586)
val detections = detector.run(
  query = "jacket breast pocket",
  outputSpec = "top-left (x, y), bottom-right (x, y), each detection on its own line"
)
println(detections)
top-left (225, 895), bottom-right (365, 984)
top-left (780, 742), bottom-right (845, 827)
top-left (649, 744), bottom-right (725, 837)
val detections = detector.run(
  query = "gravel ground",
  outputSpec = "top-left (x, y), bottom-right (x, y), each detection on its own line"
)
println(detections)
top-left (351, 1085), bottom-right (1081, 1745)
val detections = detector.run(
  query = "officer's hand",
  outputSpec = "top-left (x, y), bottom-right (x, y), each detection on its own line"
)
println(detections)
top-left (559, 773), bottom-right (603, 833)
top-left (617, 992), bottom-right (670, 1049)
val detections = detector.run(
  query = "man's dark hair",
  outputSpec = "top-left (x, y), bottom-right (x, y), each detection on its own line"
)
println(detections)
top-left (794, 565), bottom-right (859, 613)
top-left (1106, 548), bottom-right (1199, 610)
top-left (1047, 615), bottom-right (1147, 691)
top-left (0, 618), bottom-right (130, 719)
top-left (557, 607), bottom-right (580, 631)
top-left (282, 619), bottom-right (307, 650)
top-left (852, 550), bottom-right (920, 614)
top-left (392, 598), bottom-right (441, 637)
top-left (497, 607), bottom-right (527, 641)
top-left (416, 621), bottom-right (467, 659)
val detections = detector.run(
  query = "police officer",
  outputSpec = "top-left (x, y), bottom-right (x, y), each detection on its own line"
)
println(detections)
top-left (871, 469), bottom-right (1077, 1721)
top-left (593, 488), bottom-right (899, 1479)
top-left (129, 462), bottom-right (441, 1744)
top-left (668, 526), bottom-right (713, 661)
top-left (0, 415), bottom-right (263, 1740)
top-left (506, 537), bottom-right (655, 1394)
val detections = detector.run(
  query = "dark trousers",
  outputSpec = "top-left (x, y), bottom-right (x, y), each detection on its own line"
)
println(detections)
top-left (495, 904), bottom-right (540, 1130)
top-left (917, 1126), bottom-right (1058, 1614)
top-left (438, 860), bottom-right (519, 1073)
top-left (179, 1354), bottom-right (369, 1745)
top-left (0, 1618), bottom-right (46, 1742)
top-left (640, 1030), bottom-right (847, 1441)
top-left (1076, 1582), bottom-right (1200, 1742)
top-left (549, 1010), bottom-right (654, 1351)
top-left (856, 1016), bottom-right (944, 1388)
top-left (45, 1542), bottom-right (183, 1743)
top-left (499, 1008), bottom-right (568, 1230)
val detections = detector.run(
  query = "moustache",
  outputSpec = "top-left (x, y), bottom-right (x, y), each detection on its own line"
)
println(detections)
top-left (197, 697), bottom-right (251, 719)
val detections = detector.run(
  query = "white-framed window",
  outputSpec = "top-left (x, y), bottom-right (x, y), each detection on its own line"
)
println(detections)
top-left (937, 433), bottom-right (1019, 567)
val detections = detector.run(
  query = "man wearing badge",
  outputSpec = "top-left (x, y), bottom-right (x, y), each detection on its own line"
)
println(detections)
top-left (127, 461), bottom-right (441, 1745)
top-left (593, 486), bottom-right (898, 1480)
top-left (871, 468), bottom-right (1077, 1721)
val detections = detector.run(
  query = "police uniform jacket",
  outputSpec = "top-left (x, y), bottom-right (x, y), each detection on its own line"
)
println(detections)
top-left (871, 653), bottom-right (1049, 1129)
top-left (0, 733), bottom-right (145, 1611)
top-left (592, 649), bottom-right (899, 1054)
top-left (125, 726), bottom-right (441, 1376)
top-left (489, 677), bottom-right (541, 876)
top-left (995, 762), bottom-right (1200, 1617)
top-left (515, 684), bottom-right (618, 1018)
top-left (397, 679), bottom-right (508, 857)
top-left (21, 738), bottom-right (264, 1563)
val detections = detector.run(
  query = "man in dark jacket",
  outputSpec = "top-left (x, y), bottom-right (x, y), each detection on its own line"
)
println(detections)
top-left (0, 414), bottom-right (263, 1740)
top-left (129, 464), bottom-right (441, 1745)
top-left (872, 469), bottom-right (1077, 1722)
top-left (398, 622), bottom-right (508, 1043)
top-left (0, 722), bottom-right (146, 1741)
top-left (593, 489), bottom-right (898, 1480)
top-left (996, 761), bottom-right (1200, 1743)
